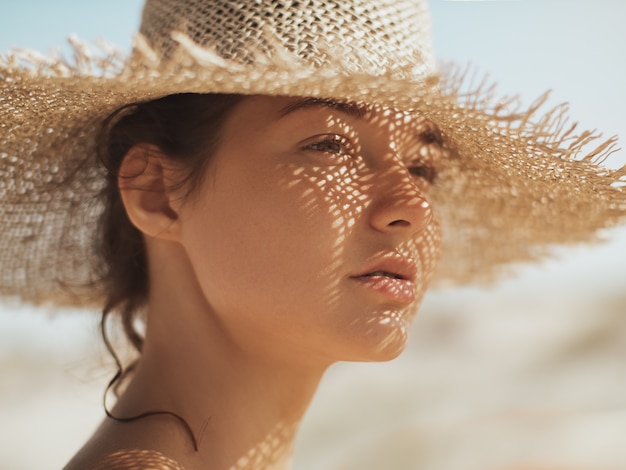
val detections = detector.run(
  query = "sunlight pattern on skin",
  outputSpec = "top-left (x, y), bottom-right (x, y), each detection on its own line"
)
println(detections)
top-left (275, 102), bottom-right (443, 360)
top-left (229, 421), bottom-right (298, 470)
top-left (90, 97), bottom-right (449, 467)
top-left (92, 449), bottom-right (184, 469)
top-left (88, 419), bottom-right (299, 469)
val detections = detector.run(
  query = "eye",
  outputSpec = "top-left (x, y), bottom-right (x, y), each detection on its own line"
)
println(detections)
top-left (420, 129), bottom-right (443, 147)
top-left (414, 118), bottom-right (444, 146)
top-left (407, 161), bottom-right (437, 184)
top-left (405, 121), bottom-right (443, 184)
top-left (302, 134), bottom-right (353, 157)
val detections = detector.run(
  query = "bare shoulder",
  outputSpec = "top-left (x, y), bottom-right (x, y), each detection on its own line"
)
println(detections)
top-left (65, 448), bottom-right (185, 470)
top-left (63, 418), bottom-right (188, 470)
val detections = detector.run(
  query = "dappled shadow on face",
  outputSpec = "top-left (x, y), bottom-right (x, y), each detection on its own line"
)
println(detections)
top-left (108, 96), bottom-right (448, 468)
top-left (268, 97), bottom-right (445, 359)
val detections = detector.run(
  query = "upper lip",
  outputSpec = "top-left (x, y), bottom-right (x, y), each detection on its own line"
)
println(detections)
top-left (350, 252), bottom-right (417, 282)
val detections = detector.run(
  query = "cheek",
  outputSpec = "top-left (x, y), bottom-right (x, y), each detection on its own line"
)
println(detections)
top-left (177, 165), bottom-right (441, 363)
top-left (179, 166), bottom-right (359, 319)
top-left (411, 214), bottom-right (443, 301)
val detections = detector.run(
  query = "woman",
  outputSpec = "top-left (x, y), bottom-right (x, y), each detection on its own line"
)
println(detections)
top-left (1, 0), bottom-right (624, 469)
top-left (71, 91), bottom-right (445, 469)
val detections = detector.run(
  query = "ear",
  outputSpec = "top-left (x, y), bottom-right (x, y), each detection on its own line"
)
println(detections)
top-left (118, 144), bottom-right (183, 242)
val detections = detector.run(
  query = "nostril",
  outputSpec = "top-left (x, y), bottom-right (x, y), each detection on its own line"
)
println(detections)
top-left (388, 220), bottom-right (410, 227)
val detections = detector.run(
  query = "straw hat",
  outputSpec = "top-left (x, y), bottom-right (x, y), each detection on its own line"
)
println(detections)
top-left (1, 0), bottom-right (625, 306)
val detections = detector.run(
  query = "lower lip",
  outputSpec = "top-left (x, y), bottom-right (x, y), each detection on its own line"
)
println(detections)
top-left (351, 276), bottom-right (416, 305)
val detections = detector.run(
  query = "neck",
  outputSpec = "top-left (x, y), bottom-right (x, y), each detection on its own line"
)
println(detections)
top-left (110, 250), bottom-right (327, 470)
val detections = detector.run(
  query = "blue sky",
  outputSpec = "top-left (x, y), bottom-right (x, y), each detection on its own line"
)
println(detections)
top-left (1, 1), bottom-right (625, 293)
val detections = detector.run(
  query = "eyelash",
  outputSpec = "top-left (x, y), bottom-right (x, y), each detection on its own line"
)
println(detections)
top-left (303, 133), bottom-right (440, 184)
top-left (303, 135), bottom-right (353, 157)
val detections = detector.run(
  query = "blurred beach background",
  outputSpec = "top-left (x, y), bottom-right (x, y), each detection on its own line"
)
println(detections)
top-left (1, 1), bottom-right (625, 469)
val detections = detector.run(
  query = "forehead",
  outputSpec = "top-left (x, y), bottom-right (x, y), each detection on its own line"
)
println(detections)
top-left (241, 95), bottom-right (430, 129)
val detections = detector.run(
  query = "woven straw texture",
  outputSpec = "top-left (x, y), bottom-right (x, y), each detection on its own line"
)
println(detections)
top-left (1, 0), bottom-right (625, 306)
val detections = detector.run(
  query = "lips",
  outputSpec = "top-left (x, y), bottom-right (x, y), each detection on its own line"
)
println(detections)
top-left (350, 253), bottom-right (418, 304)
top-left (360, 271), bottom-right (406, 280)
top-left (352, 253), bottom-right (417, 282)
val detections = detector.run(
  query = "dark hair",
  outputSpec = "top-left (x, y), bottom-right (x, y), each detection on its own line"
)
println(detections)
top-left (96, 93), bottom-right (244, 354)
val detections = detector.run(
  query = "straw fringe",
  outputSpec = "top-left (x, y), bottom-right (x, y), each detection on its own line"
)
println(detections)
top-left (426, 63), bottom-right (626, 284)
top-left (0, 37), bottom-right (127, 78)
top-left (1, 29), bottom-right (625, 302)
top-left (441, 62), bottom-right (623, 173)
top-left (2, 39), bottom-right (624, 189)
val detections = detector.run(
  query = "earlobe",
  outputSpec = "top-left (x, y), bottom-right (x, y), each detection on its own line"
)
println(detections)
top-left (118, 144), bottom-right (182, 242)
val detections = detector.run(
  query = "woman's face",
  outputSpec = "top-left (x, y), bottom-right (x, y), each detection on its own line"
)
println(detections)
top-left (175, 95), bottom-right (443, 365)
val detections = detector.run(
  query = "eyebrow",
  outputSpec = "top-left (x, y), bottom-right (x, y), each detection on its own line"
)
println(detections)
top-left (278, 97), bottom-right (368, 120)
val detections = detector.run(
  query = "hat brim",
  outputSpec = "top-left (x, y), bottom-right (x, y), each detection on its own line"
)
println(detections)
top-left (1, 36), bottom-right (625, 306)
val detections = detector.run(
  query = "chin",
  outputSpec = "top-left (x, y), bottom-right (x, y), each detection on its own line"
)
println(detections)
top-left (339, 312), bottom-right (413, 363)
top-left (367, 327), bottom-right (410, 362)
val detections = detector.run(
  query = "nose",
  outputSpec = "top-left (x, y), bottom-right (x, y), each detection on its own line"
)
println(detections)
top-left (368, 164), bottom-right (433, 235)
